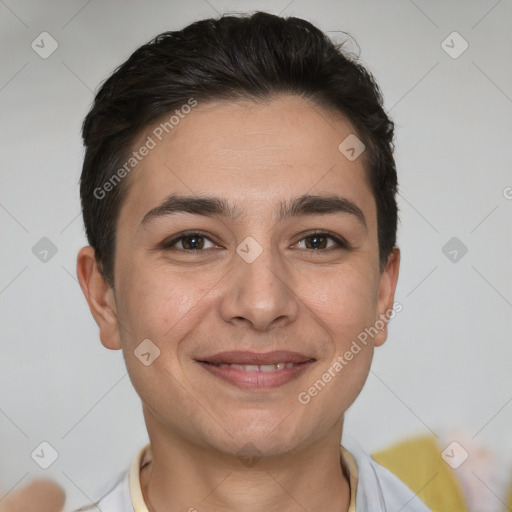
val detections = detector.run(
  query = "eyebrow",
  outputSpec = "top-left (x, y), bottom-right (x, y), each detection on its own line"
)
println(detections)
top-left (140, 193), bottom-right (366, 229)
top-left (279, 194), bottom-right (366, 228)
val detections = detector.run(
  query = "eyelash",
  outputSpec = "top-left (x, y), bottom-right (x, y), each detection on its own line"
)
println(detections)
top-left (161, 230), bottom-right (350, 252)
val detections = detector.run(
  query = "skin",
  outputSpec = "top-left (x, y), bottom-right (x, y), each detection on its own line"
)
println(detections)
top-left (0, 480), bottom-right (65, 512)
top-left (77, 94), bottom-right (400, 512)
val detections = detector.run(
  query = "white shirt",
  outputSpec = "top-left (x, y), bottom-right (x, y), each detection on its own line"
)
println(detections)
top-left (74, 442), bottom-right (432, 512)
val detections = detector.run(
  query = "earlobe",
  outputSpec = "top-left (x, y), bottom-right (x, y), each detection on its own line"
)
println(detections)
top-left (374, 247), bottom-right (401, 347)
top-left (76, 246), bottom-right (122, 350)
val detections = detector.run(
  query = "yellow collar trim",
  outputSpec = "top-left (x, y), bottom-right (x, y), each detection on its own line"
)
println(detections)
top-left (129, 443), bottom-right (151, 512)
top-left (341, 445), bottom-right (358, 512)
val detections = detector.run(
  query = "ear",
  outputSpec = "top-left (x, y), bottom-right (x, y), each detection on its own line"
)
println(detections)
top-left (374, 247), bottom-right (401, 347)
top-left (76, 246), bottom-right (121, 350)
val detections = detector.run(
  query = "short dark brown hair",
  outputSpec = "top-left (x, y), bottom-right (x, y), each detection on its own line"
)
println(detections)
top-left (80, 11), bottom-right (397, 285)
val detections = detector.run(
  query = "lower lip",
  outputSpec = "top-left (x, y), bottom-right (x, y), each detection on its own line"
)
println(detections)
top-left (196, 361), bottom-right (315, 390)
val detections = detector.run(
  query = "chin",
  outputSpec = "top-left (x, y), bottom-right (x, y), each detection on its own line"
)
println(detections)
top-left (206, 416), bottom-right (314, 459)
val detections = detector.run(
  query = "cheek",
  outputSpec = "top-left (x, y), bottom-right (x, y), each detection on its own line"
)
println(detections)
top-left (114, 263), bottom-right (228, 375)
top-left (300, 263), bottom-right (379, 340)
top-left (115, 258), bottom-right (217, 347)
top-left (295, 265), bottom-right (379, 402)
top-left (114, 264), bottom-right (217, 414)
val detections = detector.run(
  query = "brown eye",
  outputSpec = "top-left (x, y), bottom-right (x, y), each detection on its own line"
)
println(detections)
top-left (181, 235), bottom-right (205, 250)
top-left (295, 232), bottom-right (347, 250)
top-left (304, 235), bottom-right (328, 249)
top-left (163, 233), bottom-right (217, 251)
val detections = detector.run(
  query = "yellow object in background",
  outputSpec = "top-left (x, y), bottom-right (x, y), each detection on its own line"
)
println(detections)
top-left (372, 436), bottom-right (468, 512)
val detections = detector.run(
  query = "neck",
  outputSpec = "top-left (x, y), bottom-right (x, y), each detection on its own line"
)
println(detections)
top-left (140, 416), bottom-right (351, 512)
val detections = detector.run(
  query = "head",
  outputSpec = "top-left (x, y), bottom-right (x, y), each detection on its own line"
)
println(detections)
top-left (77, 12), bottom-right (400, 458)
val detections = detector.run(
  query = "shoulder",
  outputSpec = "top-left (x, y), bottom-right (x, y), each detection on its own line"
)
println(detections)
top-left (345, 441), bottom-right (433, 512)
top-left (72, 471), bottom-right (131, 512)
top-left (371, 435), bottom-right (470, 511)
top-left (71, 443), bottom-right (149, 512)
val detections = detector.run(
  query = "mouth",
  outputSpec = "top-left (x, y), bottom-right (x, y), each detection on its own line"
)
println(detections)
top-left (195, 351), bottom-right (316, 389)
top-left (203, 361), bottom-right (301, 372)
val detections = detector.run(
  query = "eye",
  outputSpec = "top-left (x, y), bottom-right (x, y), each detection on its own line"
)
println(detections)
top-left (163, 232), bottom-right (218, 251)
top-left (294, 232), bottom-right (348, 250)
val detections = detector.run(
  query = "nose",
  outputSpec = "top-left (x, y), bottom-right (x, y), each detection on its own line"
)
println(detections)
top-left (218, 245), bottom-right (300, 332)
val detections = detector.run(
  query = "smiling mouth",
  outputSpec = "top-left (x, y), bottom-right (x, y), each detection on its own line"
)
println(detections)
top-left (201, 361), bottom-right (309, 372)
top-left (196, 351), bottom-right (316, 389)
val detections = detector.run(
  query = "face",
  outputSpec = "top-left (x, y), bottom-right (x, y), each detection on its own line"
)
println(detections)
top-left (78, 95), bottom-right (399, 457)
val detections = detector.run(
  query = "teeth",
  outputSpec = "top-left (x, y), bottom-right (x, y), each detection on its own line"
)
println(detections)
top-left (215, 362), bottom-right (296, 371)
top-left (232, 364), bottom-right (259, 371)
top-left (260, 364), bottom-right (279, 372)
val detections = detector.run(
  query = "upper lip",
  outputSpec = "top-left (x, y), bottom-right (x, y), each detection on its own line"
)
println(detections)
top-left (198, 350), bottom-right (315, 365)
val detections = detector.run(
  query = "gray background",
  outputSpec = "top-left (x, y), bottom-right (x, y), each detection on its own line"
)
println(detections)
top-left (1, 0), bottom-right (511, 510)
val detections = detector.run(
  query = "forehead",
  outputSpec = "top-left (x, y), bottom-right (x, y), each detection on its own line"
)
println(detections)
top-left (119, 95), bottom-right (375, 225)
